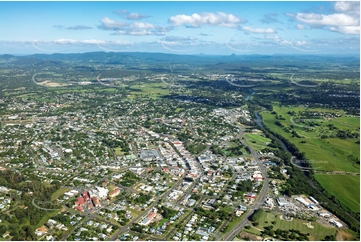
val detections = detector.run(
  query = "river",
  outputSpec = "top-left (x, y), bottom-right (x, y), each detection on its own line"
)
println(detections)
top-left (255, 112), bottom-right (290, 153)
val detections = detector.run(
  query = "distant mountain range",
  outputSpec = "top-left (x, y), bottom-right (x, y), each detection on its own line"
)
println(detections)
top-left (0, 51), bottom-right (359, 66)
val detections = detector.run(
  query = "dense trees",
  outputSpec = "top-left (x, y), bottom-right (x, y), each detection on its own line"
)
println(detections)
top-left (160, 206), bottom-right (177, 219)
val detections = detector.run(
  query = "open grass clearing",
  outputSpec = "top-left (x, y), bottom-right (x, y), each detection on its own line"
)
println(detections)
top-left (261, 104), bottom-right (359, 211)
top-left (255, 210), bottom-right (336, 241)
top-left (261, 106), bottom-right (359, 172)
top-left (244, 133), bottom-right (272, 151)
top-left (51, 188), bottom-right (71, 201)
top-left (314, 174), bottom-right (360, 212)
top-left (114, 147), bottom-right (124, 156)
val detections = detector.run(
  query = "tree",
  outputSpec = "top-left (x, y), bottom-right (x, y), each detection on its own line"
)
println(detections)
top-left (250, 209), bottom-right (263, 222)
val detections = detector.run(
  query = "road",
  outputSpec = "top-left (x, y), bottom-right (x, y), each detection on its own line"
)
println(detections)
top-left (220, 119), bottom-right (269, 241)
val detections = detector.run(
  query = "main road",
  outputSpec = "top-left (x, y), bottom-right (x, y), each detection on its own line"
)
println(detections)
top-left (220, 116), bottom-right (269, 241)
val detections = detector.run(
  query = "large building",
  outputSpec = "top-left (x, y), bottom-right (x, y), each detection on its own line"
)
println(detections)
top-left (89, 186), bottom-right (109, 199)
top-left (92, 197), bottom-right (101, 207)
top-left (139, 150), bottom-right (161, 161)
top-left (109, 188), bottom-right (121, 198)
top-left (277, 197), bottom-right (288, 207)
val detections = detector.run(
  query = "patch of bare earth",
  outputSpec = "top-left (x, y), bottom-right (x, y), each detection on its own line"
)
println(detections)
top-left (239, 231), bottom-right (263, 241)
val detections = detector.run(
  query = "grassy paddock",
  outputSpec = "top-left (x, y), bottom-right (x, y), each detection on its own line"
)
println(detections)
top-left (244, 133), bottom-right (272, 151)
top-left (261, 104), bottom-right (360, 213)
top-left (314, 174), bottom-right (360, 212)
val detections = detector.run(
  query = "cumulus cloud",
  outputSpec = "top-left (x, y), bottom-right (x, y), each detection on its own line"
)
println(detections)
top-left (286, 2), bottom-right (360, 35)
top-left (241, 26), bottom-right (277, 34)
top-left (288, 13), bottom-right (359, 27)
top-left (260, 13), bottom-right (278, 24)
top-left (330, 26), bottom-right (360, 35)
top-left (129, 22), bottom-right (155, 29)
top-left (66, 25), bottom-right (92, 30)
top-left (98, 17), bottom-right (128, 30)
top-left (114, 10), bottom-right (150, 20)
top-left (334, 1), bottom-right (360, 13)
top-left (98, 17), bottom-right (171, 36)
top-left (168, 12), bottom-right (245, 28)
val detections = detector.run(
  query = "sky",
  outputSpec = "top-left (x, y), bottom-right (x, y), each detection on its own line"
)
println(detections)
top-left (0, 1), bottom-right (359, 55)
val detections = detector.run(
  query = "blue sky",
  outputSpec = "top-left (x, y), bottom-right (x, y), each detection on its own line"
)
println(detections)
top-left (0, 1), bottom-right (359, 55)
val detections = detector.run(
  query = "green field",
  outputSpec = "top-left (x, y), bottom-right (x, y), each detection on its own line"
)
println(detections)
top-left (255, 210), bottom-right (336, 241)
top-left (128, 83), bottom-right (170, 99)
top-left (244, 133), bottom-right (272, 151)
top-left (314, 174), bottom-right (360, 212)
top-left (51, 188), bottom-right (70, 201)
top-left (261, 105), bottom-right (359, 172)
top-left (261, 104), bottom-right (360, 212)
top-left (114, 147), bottom-right (124, 156)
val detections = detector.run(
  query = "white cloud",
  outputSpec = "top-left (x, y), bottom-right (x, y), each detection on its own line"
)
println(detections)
top-left (287, 4), bottom-right (360, 35)
top-left (291, 13), bottom-right (359, 27)
top-left (296, 24), bottom-right (305, 30)
top-left (169, 12), bottom-right (244, 28)
top-left (241, 26), bottom-right (277, 34)
top-left (330, 26), bottom-right (360, 35)
top-left (98, 17), bottom-right (171, 36)
top-left (129, 22), bottom-right (155, 29)
top-left (98, 17), bottom-right (127, 30)
top-left (334, 1), bottom-right (360, 13)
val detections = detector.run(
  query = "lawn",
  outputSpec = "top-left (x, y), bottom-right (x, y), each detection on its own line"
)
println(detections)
top-left (51, 188), bottom-right (71, 201)
top-left (34, 210), bottom-right (61, 229)
top-left (255, 210), bottom-right (336, 241)
top-left (128, 83), bottom-right (170, 99)
top-left (314, 174), bottom-right (360, 212)
top-left (114, 147), bottom-right (124, 156)
top-left (223, 214), bottom-right (247, 234)
top-left (243, 226), bottom-right (262, 236)
top-left (244, 133), bottom-right (272, 151)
